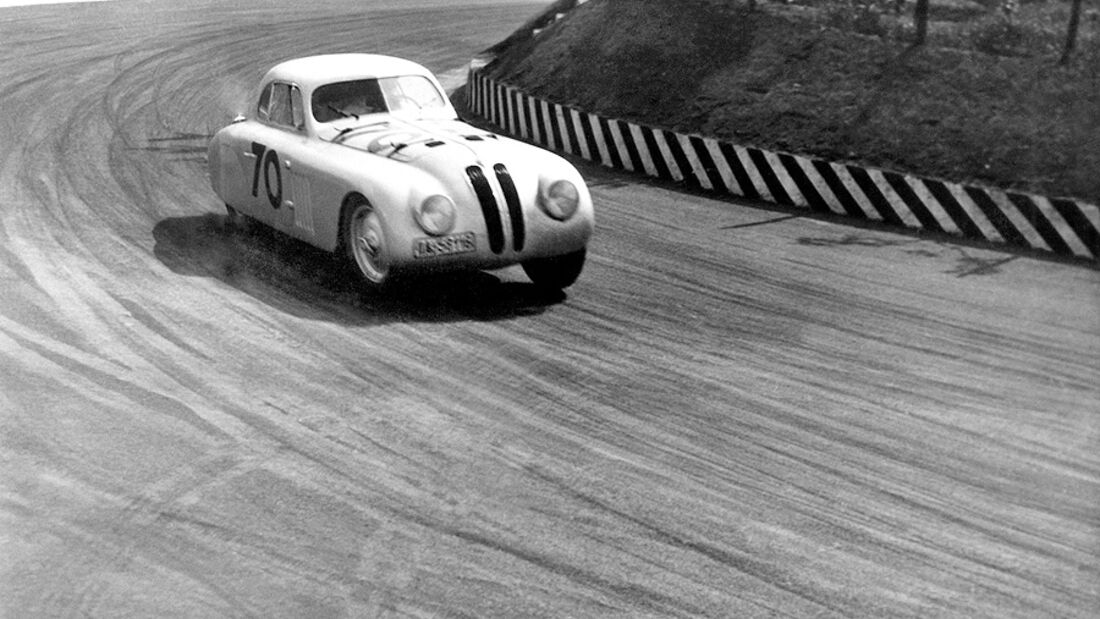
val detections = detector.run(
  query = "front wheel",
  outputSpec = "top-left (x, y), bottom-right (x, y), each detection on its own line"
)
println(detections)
top-left (341, 197), bottom-right (392, 291)
top-left (521, 248), bottom-right (586, 290)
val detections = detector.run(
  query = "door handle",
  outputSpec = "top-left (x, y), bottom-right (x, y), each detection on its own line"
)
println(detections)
top-left (284, 160), bottom-right (292, 169)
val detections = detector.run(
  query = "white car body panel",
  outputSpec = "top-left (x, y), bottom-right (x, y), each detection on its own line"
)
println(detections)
top-left (208, 53), bottom-right (594, 277)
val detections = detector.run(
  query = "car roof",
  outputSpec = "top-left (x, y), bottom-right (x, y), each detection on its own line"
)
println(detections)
top-left (262, 54), bottom-right (434, 89)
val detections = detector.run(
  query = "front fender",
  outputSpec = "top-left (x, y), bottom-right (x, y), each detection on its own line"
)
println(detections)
top-left (305, 144), bottom-right (449, 254)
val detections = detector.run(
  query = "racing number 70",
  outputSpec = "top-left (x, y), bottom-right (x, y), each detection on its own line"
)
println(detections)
top-left (249, 141), bottom-right (283, 210)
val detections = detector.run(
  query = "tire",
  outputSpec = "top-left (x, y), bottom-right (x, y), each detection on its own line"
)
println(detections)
top-left (225, 204), bottom-right (249, 230)
top-left (341, 196), bottom-right (392, 291)
top-left (521, 248), bottom-right (586, 290)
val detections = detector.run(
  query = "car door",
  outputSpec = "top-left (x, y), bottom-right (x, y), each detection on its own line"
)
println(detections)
top-left (243, 81), bottom-right (306, 233)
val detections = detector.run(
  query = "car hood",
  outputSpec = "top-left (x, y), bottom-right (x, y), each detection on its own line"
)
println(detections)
top-left (330, 117), bottom-right (531, 171)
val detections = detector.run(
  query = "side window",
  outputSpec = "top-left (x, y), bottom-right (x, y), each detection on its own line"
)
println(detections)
top-left (290, 86), bottom-right (304, 129)
top-left (268, 83), bottom-right (293, 127)
top-left (256, 83), bottom-right (273, 120)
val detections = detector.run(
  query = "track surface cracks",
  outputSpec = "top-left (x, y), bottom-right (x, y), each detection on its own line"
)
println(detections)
top-left (1, 1), bottom-right (1098, 616)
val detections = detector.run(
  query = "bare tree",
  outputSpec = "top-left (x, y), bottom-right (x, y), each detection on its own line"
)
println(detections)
top-left (1060, 0), bottom-right (1084, 65)
top-left (912, 0), bottom-right (930, 46)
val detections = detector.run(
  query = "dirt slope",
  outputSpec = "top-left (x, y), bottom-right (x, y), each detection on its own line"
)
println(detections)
top-left (486, 0), bottom-right (1100, 201)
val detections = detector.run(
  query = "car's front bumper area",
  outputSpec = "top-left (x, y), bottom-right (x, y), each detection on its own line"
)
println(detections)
top-left (384, 148), bottom-right (594, 273)
top-left (393, 207), bottom-right (593, 273)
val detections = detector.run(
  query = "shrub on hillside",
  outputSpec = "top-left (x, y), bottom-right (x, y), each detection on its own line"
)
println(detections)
top-left (969, 18), bottom-right (1058, 55)
top-left (485, 0), bottom-right (1100, 200)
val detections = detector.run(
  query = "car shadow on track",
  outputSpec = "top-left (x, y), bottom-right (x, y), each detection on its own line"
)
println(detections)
top-left (152, 214), bottom-right (565, 325)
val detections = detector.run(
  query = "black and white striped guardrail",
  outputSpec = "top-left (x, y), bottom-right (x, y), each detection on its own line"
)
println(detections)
top-left (466, 66), bottom-right (1100, 261)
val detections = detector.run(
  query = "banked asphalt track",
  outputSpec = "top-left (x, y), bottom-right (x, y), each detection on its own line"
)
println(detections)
top-left (1, 0), bottom-right (1098, 616)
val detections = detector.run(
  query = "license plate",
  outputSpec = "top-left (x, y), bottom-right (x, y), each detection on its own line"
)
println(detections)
top-left (413, 232), bottom-right (476, 259)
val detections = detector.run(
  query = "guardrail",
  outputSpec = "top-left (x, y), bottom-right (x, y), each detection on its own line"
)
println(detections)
top-left (467, 64), bottom-right (1099, 261)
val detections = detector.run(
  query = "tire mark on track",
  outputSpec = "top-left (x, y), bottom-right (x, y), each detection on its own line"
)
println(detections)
top-left (523, 464), bottom-right (843, 616)
top-left (3, 2), bottom-right (1098, 617)
top-left (2, 324), bottom-right (228, 440)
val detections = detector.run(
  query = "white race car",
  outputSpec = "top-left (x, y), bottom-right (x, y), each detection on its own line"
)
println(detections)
top-left (207, 53), bottom-right (594, 292)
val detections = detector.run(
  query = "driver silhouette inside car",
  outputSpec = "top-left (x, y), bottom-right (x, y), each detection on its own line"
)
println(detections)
top-left (313, 79), bottom-right (388, 122)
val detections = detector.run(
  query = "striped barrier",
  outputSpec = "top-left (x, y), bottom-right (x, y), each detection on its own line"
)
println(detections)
top-left (466, 67), bottom-right (1100, 261)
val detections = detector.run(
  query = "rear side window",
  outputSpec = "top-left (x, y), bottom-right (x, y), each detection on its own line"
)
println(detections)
top-left (268, 83), bottom-right (293, 126)
top-left (256, 83), bottom-right (273, 120)
top-left (257, 82), bottom-right (304, 130)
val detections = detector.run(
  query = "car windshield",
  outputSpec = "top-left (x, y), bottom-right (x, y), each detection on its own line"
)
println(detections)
top-left (312, 75), bottom-right (446, 123)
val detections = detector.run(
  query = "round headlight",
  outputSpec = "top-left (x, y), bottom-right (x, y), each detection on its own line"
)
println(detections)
top-left (540, 180), bottom-right (580, 221)
top-left (415, 194), bottom-right (456, 236)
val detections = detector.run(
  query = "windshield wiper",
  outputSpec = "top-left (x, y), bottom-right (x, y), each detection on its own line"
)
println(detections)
top-left (331, 120), bottom-right (389, 143)
top-left (333, 126), bottom-right (358, 141)
top-left (327, 104), bottom-right (358, 121)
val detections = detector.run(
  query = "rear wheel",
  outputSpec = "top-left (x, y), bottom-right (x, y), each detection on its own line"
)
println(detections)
top-left (224, 204), bottom-right (249, 230)
top-left (522, 248), bottom-right (586, 290)
top-left (341, 196), bottom-right (392, 291)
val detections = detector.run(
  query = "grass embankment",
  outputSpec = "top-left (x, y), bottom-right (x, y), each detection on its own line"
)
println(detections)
top-left (484, 0), bottom-right (1100, 201)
